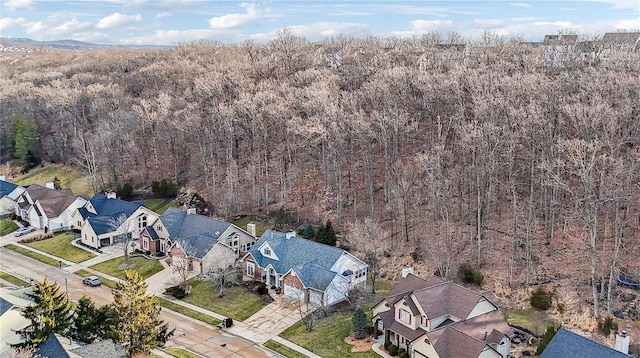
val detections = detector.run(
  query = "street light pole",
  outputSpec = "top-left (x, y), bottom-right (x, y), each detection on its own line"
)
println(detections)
top-left (65, 278), bottom-right (68, 298)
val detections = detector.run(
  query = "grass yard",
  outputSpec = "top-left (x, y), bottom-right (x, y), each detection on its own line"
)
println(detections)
top-left (5, 244), bottom-right (60, 267)
top-left (279, 309), bottom-right (379, 358)
top-left (0, 219), bottom-right (19, 236)
top-left (75, 269), bottom-right (119, 289)
top-left (25, 232), bottom-right (95, 263)
top-left (181, 279), bottom-right (266, 321)
top-left (263, 340), bottom-right (307, 358)
top-left (507, 308), bottom-right (556, 336)
top-left (163, 348), bottom-right (201, 358)
top-left (0, 271), bottom-right (29, 287)
top-left (233, 216), bottom-right (274, 237)
top-left (89, 256), bottom-right (164, 281)
top-left (143, 198), bottom-right (177, 214)
top-left (13, 166), bottom-right (93, 196)
top-left (157, 297), bottom-right (221, 326)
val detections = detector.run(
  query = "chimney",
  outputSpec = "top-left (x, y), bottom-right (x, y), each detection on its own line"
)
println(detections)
top-left (186, 208), bottom-right (197, 215)
top-left (247, 223), bottom-right (256, 237)
top-left (402, 266), bottom-right (414, 278)
top-left (106, 191), bottom-right (116, 199)
top-left (45, 182), bottom-right (55, 189)
top-left (615, 330), bottom-right (630, 355)
top-left (285, 231), bottom-right (296, 240)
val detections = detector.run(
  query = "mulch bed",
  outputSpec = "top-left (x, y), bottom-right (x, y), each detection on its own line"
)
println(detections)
top-left (242, 281), bottom-right (275, 304)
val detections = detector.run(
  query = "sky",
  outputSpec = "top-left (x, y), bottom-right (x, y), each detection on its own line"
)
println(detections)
top-left (0, 0), bottom-right (639, 46)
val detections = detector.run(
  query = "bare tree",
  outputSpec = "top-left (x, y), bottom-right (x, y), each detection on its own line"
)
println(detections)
top-left (349, 218), bottom-right (391, 294)
top-left (284, 289), bottom-right (318, 332)
top-left (108, 213), bottom-right (136, 266)
top-left (208, 265), bottom-right (240, 298)
top-left (170, 241), bottom-right (198, 285)
top-left (73, 135), bottom-right (99, 193)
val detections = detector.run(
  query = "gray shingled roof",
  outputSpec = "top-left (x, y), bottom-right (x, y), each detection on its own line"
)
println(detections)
top-left (248, 230), bottom-right (345, 276)
top-left (0, 297), bottom-right (12, 316)
top-left (160, 208), bottom-right (232, 259)
top-left (540, 328), bottom-right (629, 358)
top-left (35, 334), bottom-right (72, 358)
top-left (70, 339), bottom-right (125, 358)
top-left (292, 261), bottom-right (338, 291)
top-left (24, 184), bottom-right (80, 218)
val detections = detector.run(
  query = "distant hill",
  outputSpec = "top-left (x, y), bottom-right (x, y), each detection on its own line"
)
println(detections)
top-left (0, 37), bottom-right (170, 50)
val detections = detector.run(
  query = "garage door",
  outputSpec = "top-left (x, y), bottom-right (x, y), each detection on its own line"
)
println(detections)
top-left (284, 284), bottom-right (304, 301)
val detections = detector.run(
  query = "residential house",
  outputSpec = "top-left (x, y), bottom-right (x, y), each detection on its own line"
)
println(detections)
top-left (75, 193), bottom-right (156, 249)
top-left (14, 183), bottom-right (87, 231)
top-left (0, 287), bottom-right (32, 354)
top-left (138, 208), bottom-right (256, 274)
top-left (241, 230), bottom-right (368, 307)
top-left (541, 34), bottom-right (579, 67)
top-left (540, 328), bottom-right (631, 358)
top-left (36, 333), bottom-right (125, 358)
top-left (0, 179), bottom-right (25, 216)
top-left (372, 272), bottom-right (513, 358)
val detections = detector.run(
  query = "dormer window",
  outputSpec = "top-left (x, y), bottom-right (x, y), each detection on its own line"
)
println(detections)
top-left (264, 247), bottom-right (271, 256)
top-left (399, 309), bottom-right (411, 324)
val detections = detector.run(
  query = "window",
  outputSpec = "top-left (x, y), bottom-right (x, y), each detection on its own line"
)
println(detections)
top-left (399, 309), bottom-right (411, 324)
top-left (143, 238), bottom-right (148, 250)
top-left (78, 220), bottom-right (82, 227)
top-left (264, 247), bottom-right (271, 256)
top-left (157, 225), bottom-right (163, 232)
top-left (247, 262), bottom-right (255, 276)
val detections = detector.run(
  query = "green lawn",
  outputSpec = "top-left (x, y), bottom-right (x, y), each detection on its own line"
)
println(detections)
top-left (280, 309), bottom-right (379, 358)
top-left (263, 340), bottom-right (307, 358)
top-left (75, 269), bottom-right (119, 289)
top-left (143, 198), bottom-right (178, 214)
top-left (0, 219), bottom-right (19, 236)
top-left (507, 308), bottom-right (556, 336)
top-left (89, 256), bottom-right (164, 280)
top-left (25, 232), bottom-right (95, 263)
top-left (5, 244), bottom-right (60, 267)
top-left (181, 279), bottom-right (266, 321)
top-left (0, 271), bottom-right (29, 287)
top-left (13, 166), bottom-right (93, 196)
top-left (157, 297), bottom-right (221, 326)
top-left (163, 347), bottom-right (200, 358)
top-left (232, 216), bottom-right (274, 237)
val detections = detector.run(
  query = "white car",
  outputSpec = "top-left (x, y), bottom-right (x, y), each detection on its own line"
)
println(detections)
top-left (82, 276), bottom-right (101, 287)
top-left (14, 226), bottom-right (36, 237)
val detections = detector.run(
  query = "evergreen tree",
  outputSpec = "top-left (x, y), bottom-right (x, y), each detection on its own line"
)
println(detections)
top-left (15, 277), bottom-right (73, 345)
top-left (315, 220), bottom-right (337, 246)
top-left (69, 294), bottom-right (117, 343)
top-left (10, 114), bottom-right (42, 169)
top-left (52, 176), bottom-right (62, 190)
top-left (110, 270), bottom-right (174, 357)
top-left (352, 307), bottom-right (369, 339)
top-left (536, 325), bottom-right (560, 355)
top-left (302, 224), bottom-right (316, 240)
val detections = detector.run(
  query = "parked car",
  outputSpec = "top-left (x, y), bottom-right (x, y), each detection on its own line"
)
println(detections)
top-left (14, 226), bottom-right (36, 237)
top-left (82, 276), bottom-right (101, 287)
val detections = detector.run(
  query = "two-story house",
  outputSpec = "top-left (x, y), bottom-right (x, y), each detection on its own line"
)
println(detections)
top-left (13, 183), bottom-right (87, 232)
top-left (241, 230), bottom-right (368, 307)
top-left (75, 192), bottom-right (156, 249)
top-left (372, 271), bottom-right (513, 358)
top-left (0, 179), bottom-right (25, 216)
top-left (138, 208), bottom-right (256, 274)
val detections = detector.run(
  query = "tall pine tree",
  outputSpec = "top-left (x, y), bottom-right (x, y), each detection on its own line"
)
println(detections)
top-left (69, 294), bottom-right (118, 343)
top-left (111, 270), bottom-right (174, 357)
top-left (16, 277), bottom-right (73, 346)
top-left (351, 307), bottom-right (369, 339)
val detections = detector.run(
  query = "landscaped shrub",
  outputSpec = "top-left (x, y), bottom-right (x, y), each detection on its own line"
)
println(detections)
top-left (116, 183), bottom-right (134, 200)
top-left (165, 285), bottom-right (187, 299)
top-left (256, 282), bottom-right (267, 295)
top-left (530, 286), bottom-right (554, 310)
top-left (598, 316), bottom-right (618, 336)
top-left (399, 352), bottom-right (409, 358)
top-left (384, 340), bottom-right (391, 350)
top-left (351, 307), bottom-right (369, 339)
top-left (457, 263), bottom-right (484, 286)
top-left (387, 344), bottom-right (398, 356)
top-left (398, 348), bottom-right (406, 356)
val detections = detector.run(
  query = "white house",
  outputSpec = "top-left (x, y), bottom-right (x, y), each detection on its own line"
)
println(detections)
top-left (0, 179), bottom-right (25, 216)
top-left (242, 230), bottom-right (368, 307)
top-left (76, 193), bottom-right (156, 249)
top-left (13, 183), bottom-right (86, 231)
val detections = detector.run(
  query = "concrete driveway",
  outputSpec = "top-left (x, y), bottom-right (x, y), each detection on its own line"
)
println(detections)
top-left (242, 295), bottom-right (305, 344)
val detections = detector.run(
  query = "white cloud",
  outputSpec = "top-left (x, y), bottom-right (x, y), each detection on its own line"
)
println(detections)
top-left (533, 21), bottom-right (573, 28)
top-left (512, 17), bottom-right (537, 21)
top-left (2, 0), bottom-right (36, 11)
top-left (124, 0), bottom-right (203, 11)
top-left (49, 18), bottom-right (94, 37)
top-left (96, 12), bottom-right (142, 29)
top-left (120, 28), bottom-right (221, 45)
top-left (584, 0), bottom-right (640, 10)
top-left (209, 2), bottom-right (265, 29)
top-left (0, 17), bottom-right (27, 31)
top-left (156, 12), bottom-right (172, 19)
top-left (509, 2), bottom-right (532, 7)
top-left (250, 22), bottom-right (370, 42)
top-left (471, 19), bottom-right (506, 29)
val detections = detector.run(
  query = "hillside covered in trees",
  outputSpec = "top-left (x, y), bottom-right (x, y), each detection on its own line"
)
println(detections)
top-left (1, 34), bottom-right (638, 326)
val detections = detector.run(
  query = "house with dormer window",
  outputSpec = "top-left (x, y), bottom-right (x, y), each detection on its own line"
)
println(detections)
top-left (75, 192), bottom-right (156, 249)
top-left (138, 208), bottom-right (256, 274)
top-left (241, 230), bottom-right (368, 307)
top-left (372, 272), bottom-right (513, 358)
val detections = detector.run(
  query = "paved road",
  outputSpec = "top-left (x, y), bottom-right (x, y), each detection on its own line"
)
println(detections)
top-left (0, 247), bottom-right (279, 357)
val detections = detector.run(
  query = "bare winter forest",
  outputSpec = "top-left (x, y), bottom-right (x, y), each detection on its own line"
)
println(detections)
top-left (1, 34), bottom-right (639, 325)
